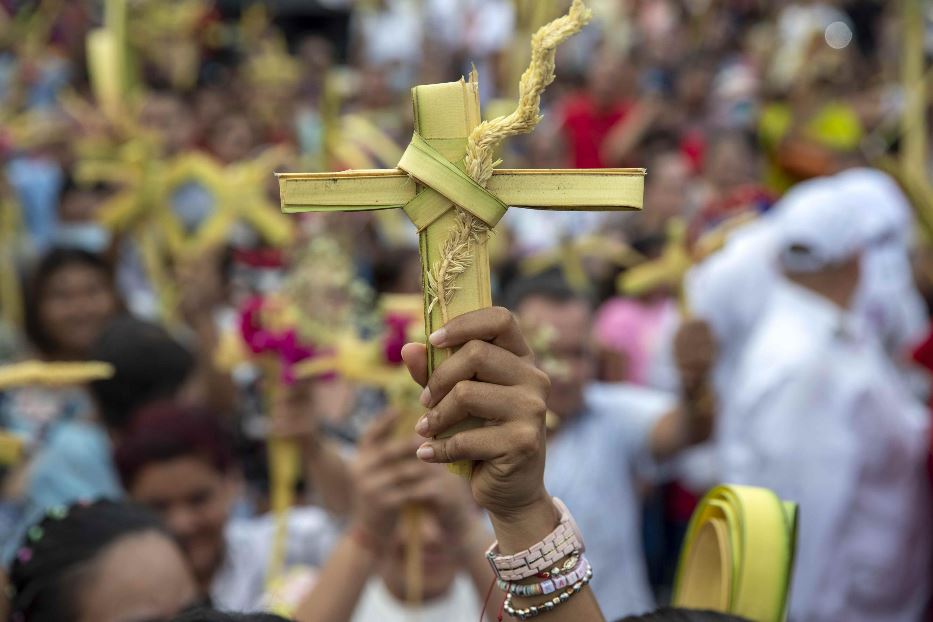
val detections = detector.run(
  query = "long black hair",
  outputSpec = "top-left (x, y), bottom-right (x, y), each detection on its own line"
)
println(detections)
top-left (7, 500), bottom-right (172, 622)
top-left (22, 247), bottom-right (117, 356)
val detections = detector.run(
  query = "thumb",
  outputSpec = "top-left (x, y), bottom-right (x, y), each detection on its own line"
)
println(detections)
top-left (401, 342), bottom-right (428, 387)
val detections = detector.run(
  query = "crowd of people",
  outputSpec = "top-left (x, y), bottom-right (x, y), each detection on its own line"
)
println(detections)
top-left (1, 0), bottom-right (932, 620)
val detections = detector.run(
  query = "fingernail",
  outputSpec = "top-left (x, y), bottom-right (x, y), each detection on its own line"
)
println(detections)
top-left (416, 444), bottom-right (435, 461)
top-left (415, 416), bottom-right (430, 436)
top-left (428, 328), bottom-right (448, 347)
top-left (419, 386), bottom-right (432, 407)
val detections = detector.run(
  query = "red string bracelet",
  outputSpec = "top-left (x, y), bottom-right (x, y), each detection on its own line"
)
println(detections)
top-left (479, 576), bottom-right (496, 622)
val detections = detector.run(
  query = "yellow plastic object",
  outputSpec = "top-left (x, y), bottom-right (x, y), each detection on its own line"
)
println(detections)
top-left (673, 485), bottom-right (799, 622)
top-left (0, 361), bottom-right (115, 390)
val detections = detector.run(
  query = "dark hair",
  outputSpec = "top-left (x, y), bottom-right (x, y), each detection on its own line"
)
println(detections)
top-left (171, 609), bottom-right (291, 622)
top-left (88, 315), bottom-right (196, 431)
top-left (617, 609), bottom-right (750, 622)
top-left (23, 248), bottom-right (116, 356)
top-left (500, 269), bottom-right (592, 312)
top-left (114, 401), bottom-right (236, 490)
top-left (7, 500), bottom-right (172, 622)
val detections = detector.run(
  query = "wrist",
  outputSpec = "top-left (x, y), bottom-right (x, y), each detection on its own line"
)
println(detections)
top-left (348, 521), bottom-right (383, 558)
top-left (488, 490), bottom-right (559, 554)
top-left (296, 424), bottom-right (324, 455)
top-left (684, 385), bottom-right (715, 433)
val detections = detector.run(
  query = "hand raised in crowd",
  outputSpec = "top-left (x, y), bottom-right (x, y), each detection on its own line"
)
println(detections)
top-left (296, 409), bottom-right (494, 622)
top-left (670, 317), bottom-right (718, 447)
top-left (401, 307), bottom-right (554, 548)
top-left (268, 379), bottom-right (355, 517)
top-left (401, 308), bottom-right (605, 622)
top-left (174, 244), bottom-right (226, 325)
top-left (268, 379), bottom-right (320, 445)
top-left (673, 317), bottom-right (718, 393)
top-left (348, 410), bottom-right (431, 544)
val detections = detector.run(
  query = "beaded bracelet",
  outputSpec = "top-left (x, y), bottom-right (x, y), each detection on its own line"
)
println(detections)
top-left (497, 554), bottom-right (589, 598)
top-left (503, 566), bottom-right (593, 620)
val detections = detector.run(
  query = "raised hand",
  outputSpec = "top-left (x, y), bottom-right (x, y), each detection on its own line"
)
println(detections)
top-left (673, 317), bottom-right (717, 392)
top-left (400, 307), bottom-right (557, 552)
top-left (349, 411), bottom-right (430, 543)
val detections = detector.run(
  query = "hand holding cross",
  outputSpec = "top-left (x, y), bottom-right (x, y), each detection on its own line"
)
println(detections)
top-left (279, 0), bottom-right (645, 475)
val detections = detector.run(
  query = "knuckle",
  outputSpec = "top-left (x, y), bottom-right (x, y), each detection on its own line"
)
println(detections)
top-left (530, 367), bottom-right (551, 394)
top-left (529, 394), bottom-right (548, 418)
top-left (512, 424), bottom-right (541, 458)
top-left (451, 381), bottom-right (473, 402)
top-left (463, 340), bottom-right (485, 365)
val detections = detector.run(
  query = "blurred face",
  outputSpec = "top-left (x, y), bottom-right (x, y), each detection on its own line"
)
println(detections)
top-left (39, 264), bottom-right (117, 358)
top-left (379, 510), bottom-right (460, 603)
top-left (644, 152), bottom-right (690, 225)
top-left (586, 55), bottom-right (625, 109)
top-left (59, 187), bottom-right (99, 223)
top-left (676, 65), bottom-right (712, 110)
top-left (128, 456), bottom-right (236, 588)
top-left (517, 296), bottom-right (595, 421)
top-left (76, 531), bottom-right (199, 622)
top-left (705, 137), bottom-right (753, 191)
top-left (208, 114), bottom-right (256, 164)
top-left (139, 93), bottom-right (196, 155)
top-left (787, 254), bottom-right (862, 310)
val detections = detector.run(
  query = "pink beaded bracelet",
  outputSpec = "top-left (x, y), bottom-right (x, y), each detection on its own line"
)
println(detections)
top-left (486, 498), bottom-right (585, 582)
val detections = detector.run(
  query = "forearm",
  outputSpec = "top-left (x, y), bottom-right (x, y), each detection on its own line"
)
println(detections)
top-left (293, 529), bottom-right (376, 622)
top-left (190, 314), bottom-right (237, 415)
top-left (600, 103), bottom-right (656, 166)
top-left (650, 383), bottom-right (715, 461)
top-left (488, 495), bottom-right (605, 622)
top-left (301, 435), bottom-right (354, 517)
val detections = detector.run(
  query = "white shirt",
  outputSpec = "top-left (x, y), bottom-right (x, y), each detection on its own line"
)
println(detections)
top-left (545, 383), bottom-right (673, 620)
top-left (353, 0), bottom-right (423, 67)
top-left (350, 574), bottom-right (480, 622)
top-left (723, 281), bottom-right (931, 622)
top-left (211, 507), bottom-right (341, 612)
top-left (686, 218), bottom-right (781, 397)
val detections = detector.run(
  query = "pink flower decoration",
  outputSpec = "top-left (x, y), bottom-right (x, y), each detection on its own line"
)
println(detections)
top-left (239, 296), bottom-right (319, 384)
top-left (16, 548), bottom-right (32, 564)
top-left (383, 312), bottom-right (414, 365)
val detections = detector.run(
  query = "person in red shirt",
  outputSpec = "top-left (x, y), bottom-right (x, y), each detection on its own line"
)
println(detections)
top-left (559, 52), bottom-right (635, 169)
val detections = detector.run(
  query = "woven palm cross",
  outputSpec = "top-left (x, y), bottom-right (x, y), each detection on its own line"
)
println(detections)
top-left (279, 0), bottom-right (645, 474)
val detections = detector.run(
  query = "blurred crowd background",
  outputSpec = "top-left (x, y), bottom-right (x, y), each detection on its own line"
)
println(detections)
top-left (1, 0), bottom-right (933, 620)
